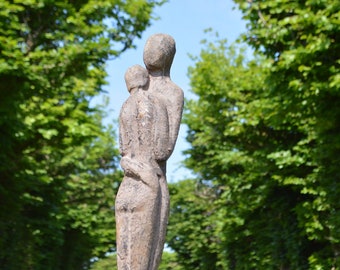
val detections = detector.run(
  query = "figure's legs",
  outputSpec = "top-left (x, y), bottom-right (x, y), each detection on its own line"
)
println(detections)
top-left (115, 176), bottom-right (161, 270)
top-left (151, 175), bottom-right (169, 270)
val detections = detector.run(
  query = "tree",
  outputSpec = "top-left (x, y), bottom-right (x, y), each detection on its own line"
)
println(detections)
top-left (167, 179), bottom-right (221, 269)
top-left (233, 0), bottom-right (340, 268)
top-left (176, 0), bottom-right (340, 268)
top-left (0, 0), bottom-right (165, 269)
top-left (172, 39), bottom-right (311, 269)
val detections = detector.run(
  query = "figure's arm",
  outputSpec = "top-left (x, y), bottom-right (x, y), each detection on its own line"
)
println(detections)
top-left (169, 85), bottom-right (184, 149)
top-left (151, 94), bottom-right (171, 161)
top-left (119, 99), bottom-right (138, 157)
top-left (120, 156), bottom-right (161, 190)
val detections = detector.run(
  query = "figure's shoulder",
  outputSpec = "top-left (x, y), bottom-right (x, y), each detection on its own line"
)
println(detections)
top-left (165, 79), bottom-right (184, 99)
top-left (119, 95), bottom-right (138, 116)
top-left (170, 82), bottom-right (184, 102)
top-left (171, 81), bottom-right (183, 91)
top-left (148, 77), bottom-right (184, 105)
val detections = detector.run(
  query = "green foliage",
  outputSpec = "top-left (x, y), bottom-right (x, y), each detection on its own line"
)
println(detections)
top-left (168, 180), bottom-right (222, 269)
top-left (0, 0), bottom-right (164, 269)
top-left (159, 251), bottom-right (185, 270)
top-left (173, 0), bottom-right (340, 267)
top-left (90, 254), bottom-right (118, 270)
top-left (233, 0), bottom-right (340, 267)
top-left (172, 41), bottom-right (312, 269)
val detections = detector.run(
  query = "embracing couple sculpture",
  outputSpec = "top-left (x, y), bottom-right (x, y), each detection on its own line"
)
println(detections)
top-left (115, 34), bottom-right (184, 270)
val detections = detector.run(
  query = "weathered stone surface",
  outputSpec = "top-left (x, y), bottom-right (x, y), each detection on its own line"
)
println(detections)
top-left (115, 34), bottom-right (184, 270)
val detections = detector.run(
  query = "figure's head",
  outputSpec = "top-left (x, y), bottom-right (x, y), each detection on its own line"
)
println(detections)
top-left (124, 65), bottom-right (149, 93)
top-left (143, 33), bottom-right (176, 75)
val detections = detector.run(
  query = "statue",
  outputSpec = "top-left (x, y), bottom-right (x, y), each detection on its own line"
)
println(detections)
top-left (115, 34), bottom-right (184, 270)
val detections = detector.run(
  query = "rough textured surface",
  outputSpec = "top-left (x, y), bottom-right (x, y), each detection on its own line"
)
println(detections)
top-left (115, 34), bottom-right (184, 270)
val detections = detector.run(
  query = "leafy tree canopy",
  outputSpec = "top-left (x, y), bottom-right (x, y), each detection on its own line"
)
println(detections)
top-left (173, 0), bottom-right (340, 268)
top-left (0, 0), bottom-right (165, 269)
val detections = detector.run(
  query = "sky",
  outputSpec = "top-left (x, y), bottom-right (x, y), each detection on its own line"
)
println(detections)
top-left (102, 0), bottom-right (247, 182)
